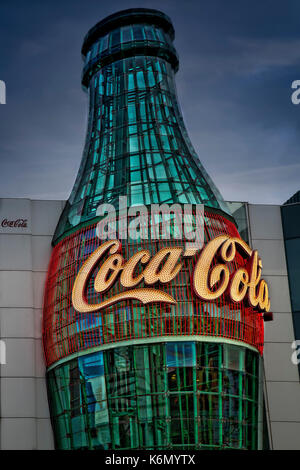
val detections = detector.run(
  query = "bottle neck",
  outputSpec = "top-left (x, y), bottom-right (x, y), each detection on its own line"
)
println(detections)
top-left (54, 55), bottom-right (229, 243)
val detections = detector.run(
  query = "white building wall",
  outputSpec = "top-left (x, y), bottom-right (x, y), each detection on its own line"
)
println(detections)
top-left (248, 203), bottom-right (300, 450)
top-left (0, 198), bottom-right (64, 450)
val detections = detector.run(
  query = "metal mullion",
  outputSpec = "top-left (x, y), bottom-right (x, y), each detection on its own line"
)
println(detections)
top-left (133, 346), bottom-right (142, 447)
top-left (175, 344), bottom-right (185, 445)
top-left (151, 93), bottom-right (177, 202)
top-left (163, 344), bottom-right (171, 446)
top-left (144, 90), bottom-right (160, 204)
top-left (80, 372), bottom-right (93, 449)
top-left (132, 74), bottom-right (147, 204)
top-left (252, 357), bottom-right (257, 450)
top-left (104, 352), bottom-right (116, 448)
top-left (218, 345), bottom-right (223, 448)
top-left (193, 348), bottom-right (198, 447)
top-left (238, 370), bottom-right (243, 448)
top-left (182, 353), bottom-right (190, 445)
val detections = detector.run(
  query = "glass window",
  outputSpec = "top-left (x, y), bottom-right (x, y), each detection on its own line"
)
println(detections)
top-left (91, 42), bottom-right (99, 59)
top-left (101, 34), bottom-right (109, 51)
top-left (132, 25), bottom-right (144, 41)
top-left (166, 342), bottom-right (196, 367)
top-left (226, 201), bottom-right (249, 244)
top-left (110, 29), bottom-right (121, 47)
top-left (155, 27), bottom-right (165, 43)
top-left (121, 26), bottom-right (132, 43)
top-left (282, 204), bottom-right (300, 239)
top-left (284, 238), bottom-right (300, 311)
top-left (224, 344), bottom-right (245, 371)
top-left (144, 25), bottom-right (156, 41)
top-left (127, 104), bottom-right (136, 123)
top-left (128, 73), bottom-right (135, 91)
top-left (136, 71), bottom-right (146, 89)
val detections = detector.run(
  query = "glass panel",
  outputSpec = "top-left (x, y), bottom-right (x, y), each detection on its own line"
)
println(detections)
top-left (110, 29), bottom-right (120, 47)
top-left (144, 25), bottom-right (156, 41)
top-left (133, 25), bottom-right (144, 41)
top-left (283, 238), bottom-right (300, 311)
top-left (121, 26), bottom-right (132, 43)
top-left (282, 204), bottom-right (300, 239)
top-left (48, 341), bottom-right (260, 449)
top-left (101, 34), bottom-right (109, 51)
top-left (226, 201), bottom-right (249, 243)
top-left (166, 342), bottom-right (196, 367)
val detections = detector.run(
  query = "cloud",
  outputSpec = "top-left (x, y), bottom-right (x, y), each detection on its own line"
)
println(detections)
top-left (219, 161), bottom-right (300, 205)
top-left (0, 0), bottom-right (299, 207)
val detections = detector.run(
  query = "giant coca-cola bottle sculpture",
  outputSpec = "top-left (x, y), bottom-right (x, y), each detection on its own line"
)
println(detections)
top-left (44, 9), bottom-right (267, 450)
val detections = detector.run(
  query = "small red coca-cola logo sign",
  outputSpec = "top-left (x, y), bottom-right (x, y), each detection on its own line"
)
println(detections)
top-left (1, 218), bottom-right (28, 228)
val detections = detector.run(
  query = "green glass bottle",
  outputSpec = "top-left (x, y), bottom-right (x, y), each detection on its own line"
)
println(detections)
top-left (44, 9), bottom-right (264, 450)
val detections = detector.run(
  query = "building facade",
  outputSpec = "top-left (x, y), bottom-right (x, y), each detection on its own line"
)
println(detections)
top-left (1, 197), bottom-right (299, 449)
top-left (0, 8), bottom-right (299, 451)
top-left (42, 9), bottom-right (268, 450)
top-left (230, 200), bottom-right (300, 450)
top-left (0, 198), bottom-right (61, 449)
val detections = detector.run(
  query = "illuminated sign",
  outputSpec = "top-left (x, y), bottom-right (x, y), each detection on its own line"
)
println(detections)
top-left (72, 235), bottom-right (270, 314)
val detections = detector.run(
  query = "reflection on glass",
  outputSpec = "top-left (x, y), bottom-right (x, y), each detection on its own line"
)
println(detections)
top-left (47, 342), bottom-right (261, 449)
top-left (226, 201), bottom-right (249, 243)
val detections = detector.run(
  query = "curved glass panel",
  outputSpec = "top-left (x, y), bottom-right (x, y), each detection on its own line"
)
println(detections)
top-left (47, 342), bottom-right (261, 450)
top-left (43, 208), bottom-right (264, 367)
top-left (54, 20), bottom-right (230, 243)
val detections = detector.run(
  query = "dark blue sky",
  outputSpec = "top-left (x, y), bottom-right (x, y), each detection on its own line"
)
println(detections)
top-left (0, 0), bottom-right (299, 204)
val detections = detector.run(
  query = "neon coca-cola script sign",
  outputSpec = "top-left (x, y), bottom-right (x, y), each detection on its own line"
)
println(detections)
top-left (72, 235), bottom-right (271, 314)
